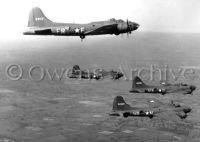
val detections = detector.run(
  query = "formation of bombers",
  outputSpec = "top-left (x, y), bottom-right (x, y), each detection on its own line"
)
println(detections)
top-left (67, 66), bottom-right (196, 119)
top-left (110, 76), bottom-right (196, 119)
top-left (23, 7), bottom-right (197, 120)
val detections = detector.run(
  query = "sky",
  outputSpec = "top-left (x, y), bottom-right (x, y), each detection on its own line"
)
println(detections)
top-left (0, 0), bottom-right (199, 39)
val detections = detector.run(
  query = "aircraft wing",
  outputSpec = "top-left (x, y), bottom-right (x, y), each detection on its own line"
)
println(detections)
top-left (154, 110), bottom-right (180, 120)
top-left (148, 100), bottom-right (186, 120)
top-left (147, 98), bottom-right (164, 108)
top-left (85, 23), bottom-right (118, 35)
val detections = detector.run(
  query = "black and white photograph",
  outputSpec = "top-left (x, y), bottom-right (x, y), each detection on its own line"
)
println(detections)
top-left (0, 0), bottom-right (200, 141)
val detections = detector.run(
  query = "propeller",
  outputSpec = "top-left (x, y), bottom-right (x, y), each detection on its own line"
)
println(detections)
top-left (127, 32), bottom-right (129, 38)
top-left (126, 19), bottom-right (131, 37)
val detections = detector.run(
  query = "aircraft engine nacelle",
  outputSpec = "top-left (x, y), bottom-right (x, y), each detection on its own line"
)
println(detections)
top-left (176, 112), bottom-right (187, 119)
top-left (117, 23), bottom-right (128, 33)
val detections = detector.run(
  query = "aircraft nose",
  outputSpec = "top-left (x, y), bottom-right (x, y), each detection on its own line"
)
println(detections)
top-left (190, 85), bottom-right (196, 92)
top-left (131, 22), bottom-right (139, 31)
top-left (184, 107), bottom-right (192, 113)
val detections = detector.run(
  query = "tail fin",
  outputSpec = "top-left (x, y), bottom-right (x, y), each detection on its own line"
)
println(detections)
top-left (72, 65), bottom-right (80, 74)
top-left (132, 76), bottom-right (147, 88)
top-left (112, 96), bottom-right (131, 111)
top-left (28, 7), bottom-right (53, 27)
top-left (73, 65), bottom-right (80, 71)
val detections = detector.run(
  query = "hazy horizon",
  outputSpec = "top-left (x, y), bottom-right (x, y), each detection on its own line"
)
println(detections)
top-left (1, 32), bottom-right (200, 67)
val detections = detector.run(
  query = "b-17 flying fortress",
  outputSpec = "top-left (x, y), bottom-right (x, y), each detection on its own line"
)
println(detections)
top-left (130, 76), bottom-right (196, 95)
top-left (23, 7), bottom-right (139, 41)
top-left (109, 96), bottom-right (191, 119)
top-left (67, 65), bottom-right (124, 80)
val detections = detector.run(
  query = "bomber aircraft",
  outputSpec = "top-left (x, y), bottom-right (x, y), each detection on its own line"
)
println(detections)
top-left (109, 96), bottom-right (191, 119)
top-left (23, 7), bottom-right (139, 40)
top-left (129, 76), bottom-right (196, 95)
top-left (67, 65), bottom-right (124, 80)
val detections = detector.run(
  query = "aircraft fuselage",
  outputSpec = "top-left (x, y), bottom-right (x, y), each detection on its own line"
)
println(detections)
top-left (24, 7), bottom-right (139, 40)
top-left (130, 76), bottom-right (196, 95)
top-left (130, 84), bottom-right (196, 95)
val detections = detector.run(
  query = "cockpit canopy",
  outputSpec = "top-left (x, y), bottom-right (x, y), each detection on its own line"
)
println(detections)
top-left (109, 18), bottom-right (116, 22)
top-left (109, 18), bottom-right (124, 23)
top-left (117, 19), bottom-right (124, 23)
